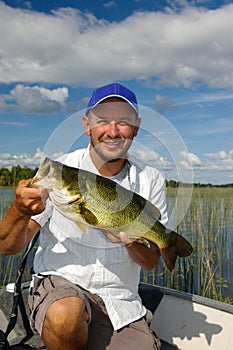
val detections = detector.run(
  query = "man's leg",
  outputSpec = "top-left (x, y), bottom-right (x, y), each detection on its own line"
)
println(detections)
top-left (106, 312), bottom-right (161, 350)
top-left (29, 275), bottom-right (160, 350)
top-left (41, 296), bottom-right (89, 350)
top-left (28, 275), bottom-right (91, 350)
top-left (85, 292), bottom-right (161, 350)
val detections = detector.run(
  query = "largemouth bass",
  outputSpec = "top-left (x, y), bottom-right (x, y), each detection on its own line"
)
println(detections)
top-left (30, 157), bottom-right (193, 271)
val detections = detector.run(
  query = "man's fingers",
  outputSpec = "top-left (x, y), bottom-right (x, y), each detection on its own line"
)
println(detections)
top-left (119, 231), bottom-right (133, 245)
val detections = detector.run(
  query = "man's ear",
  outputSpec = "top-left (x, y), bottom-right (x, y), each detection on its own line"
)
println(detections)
top-left (82, 115), bottom-right (91, 136)
top-left (133, 118), bottom-right (141, 137)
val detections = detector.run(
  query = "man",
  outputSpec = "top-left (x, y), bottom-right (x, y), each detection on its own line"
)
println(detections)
top-left (0, 83), bottom-right (168, 350)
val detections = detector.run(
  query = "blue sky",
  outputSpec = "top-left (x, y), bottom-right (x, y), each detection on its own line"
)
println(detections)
top-left (1, 0), bottom-right (233, 184)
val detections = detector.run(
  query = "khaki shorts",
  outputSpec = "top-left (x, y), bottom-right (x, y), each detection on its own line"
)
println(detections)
top-left (28, 275), bottom-right (161, 350)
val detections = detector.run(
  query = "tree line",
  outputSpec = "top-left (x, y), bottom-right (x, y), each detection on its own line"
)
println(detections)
top-left (1, 165), bottom-right (233, 187)
top-left (0, 165), bottom-right (38, 186)
top-left (166, 180), bottom-right (233, 188)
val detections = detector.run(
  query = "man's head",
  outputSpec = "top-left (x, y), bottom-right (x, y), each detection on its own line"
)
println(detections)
top-left (83, 83), bottom-right (141, 170)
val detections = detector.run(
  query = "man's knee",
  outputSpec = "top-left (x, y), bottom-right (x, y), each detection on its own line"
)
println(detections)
top-left (42, 296), bottom-right (89, 339)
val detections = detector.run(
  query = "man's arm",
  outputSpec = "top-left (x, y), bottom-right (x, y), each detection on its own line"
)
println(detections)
top-left (120, 232), bottom-right (160, 270)
top-left (0, 179), bottom-right (45, 255)
top-left (102, 230), bottom-right (161, 270)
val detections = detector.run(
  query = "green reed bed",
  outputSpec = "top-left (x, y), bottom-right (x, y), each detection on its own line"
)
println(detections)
top-left (141, 186), bottom-right (233, 303)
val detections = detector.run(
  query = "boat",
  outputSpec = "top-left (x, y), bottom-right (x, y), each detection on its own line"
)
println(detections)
top-left (0, 281), bottom-right (232, 349)
top-left (139, 283), bottom-right (233, 350)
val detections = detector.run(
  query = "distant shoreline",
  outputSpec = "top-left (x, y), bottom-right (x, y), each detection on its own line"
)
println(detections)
top-left (165, 181), bottom-right (233, 188)
top-left (1, 183), bottom-right (233, 189)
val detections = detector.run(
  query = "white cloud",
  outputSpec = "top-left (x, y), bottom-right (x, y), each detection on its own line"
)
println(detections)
top-left (176, 91), bottom-right (233, 107)
top-left (103, 1), bottom-right (117, 8)
top-left (130, 148), bottom-right (173, 172)
top-left (205, 150), bottom-right (229, 160)
top-left (177, 148), bottom-right (233, 183)
top-left (3, 84), bottom-right (69, 113)
top-left (0, 148), bottom-right (64, 168)
top-left (0, 148), bottom-right (41, 168)
top-left (0, 121), bottom-right (30, 126)
top-left (179, 149), bottom-right (233, 181)
top-left (204, 149), bottom-right (233, 171)
top-left (180, 149), bottom-right (202, 168)
top-left (1, 2), bottom-right (233, 88)
top-left (154, 94), bottom-right (178, 113)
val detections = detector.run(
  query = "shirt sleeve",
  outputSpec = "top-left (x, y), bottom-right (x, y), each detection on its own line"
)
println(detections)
top-left (31, 198), bottom-right (53, 227)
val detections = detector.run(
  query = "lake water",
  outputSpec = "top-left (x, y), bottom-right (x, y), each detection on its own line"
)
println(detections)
top-left (0, 187), bottom-right (15, 219)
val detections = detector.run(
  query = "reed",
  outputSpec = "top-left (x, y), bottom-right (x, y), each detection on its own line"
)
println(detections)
top-left (141, 186), bottom-right (233, 303)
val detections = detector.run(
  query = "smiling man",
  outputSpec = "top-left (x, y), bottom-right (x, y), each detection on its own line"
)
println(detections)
top-left (0, 83), bottom-right (167, 350)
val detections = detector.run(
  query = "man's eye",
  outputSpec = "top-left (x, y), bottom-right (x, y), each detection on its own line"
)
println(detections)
top-left (95, 118), bottom-right (130, 126)
top-left (97, 119), bottom-right (108, 125)
top-left (118, 120), bottom-right (128, 126)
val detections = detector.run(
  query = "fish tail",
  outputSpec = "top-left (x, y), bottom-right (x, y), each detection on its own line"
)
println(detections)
top-left (160, 231), bottom-right (193, 271)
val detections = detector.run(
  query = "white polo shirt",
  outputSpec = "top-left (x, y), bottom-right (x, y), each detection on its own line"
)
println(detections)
top-left (32, 147), bottom-right (168, 330)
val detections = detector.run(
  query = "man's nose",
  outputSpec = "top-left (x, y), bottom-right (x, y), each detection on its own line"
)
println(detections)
top-left (107, 122), bottom-right (120, 138)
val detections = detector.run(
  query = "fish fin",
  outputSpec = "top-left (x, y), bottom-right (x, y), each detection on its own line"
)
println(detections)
top-left (80, 207), bottom-right (99, 226)
top-left (161, 231), bottom-right (193, 271)
top-left (135, 237), bottom-right (151, 248)
top-left (160, 246), bottom-right (177, 272)
top-left (75, 221), bottom-right (88, 233)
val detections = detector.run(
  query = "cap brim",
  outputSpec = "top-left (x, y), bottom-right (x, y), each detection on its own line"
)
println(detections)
top-left (87, 94), bottom-right (138, 114)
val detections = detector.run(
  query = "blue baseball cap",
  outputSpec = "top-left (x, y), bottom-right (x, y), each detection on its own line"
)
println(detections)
top-left (86, 83), bottom-right (138, 115)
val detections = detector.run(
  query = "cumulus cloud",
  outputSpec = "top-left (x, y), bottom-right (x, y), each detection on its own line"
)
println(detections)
top-left (205, 150), bottom-right (230, 160)
top-left (103, 1), bottom-right (117, 9)
top-left (178, 149), bottom-right (233, 177)
top-left (154, 94), bottom-right (178, 114)
top-left (0, 2), bottom-right (233, 88)
top-left (204, 149), bottom-right (233, 171)
top-left (0, 148), bottom-right (43, 168)
top-left (2, 84), bottom-right (69, 113)
top-left (180, 149), bottom-right (202, 169)
top-left (130, 148), bottom-right (173, 171)
top-left (0, 148), bottom-right (64, 168)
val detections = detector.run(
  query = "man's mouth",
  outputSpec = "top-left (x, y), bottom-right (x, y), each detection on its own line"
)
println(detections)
top-left (104, 139), bottom-right (123, 148)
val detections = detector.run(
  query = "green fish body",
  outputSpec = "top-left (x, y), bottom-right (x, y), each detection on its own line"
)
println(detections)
top-left (30, 157), bottom-right (193, 271)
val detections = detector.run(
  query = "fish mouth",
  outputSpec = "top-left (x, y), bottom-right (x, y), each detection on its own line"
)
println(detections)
top-left (67, 197), bottom-right (81, 205)
top-left (68, 196), bottom-right (82, 205)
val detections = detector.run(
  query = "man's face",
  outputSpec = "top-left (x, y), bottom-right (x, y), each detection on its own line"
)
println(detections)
top-left (83, 98), bottom-right (141, 163)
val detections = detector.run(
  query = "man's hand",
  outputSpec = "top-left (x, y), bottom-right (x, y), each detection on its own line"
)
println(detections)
top-left (101, 229), bottom-right (134, 246)
top-left (101, 229), bottom-right (161, 270)
top-left (14, 178), bottom-right (48, 217)
top-left (0, 178), bottom-right (46, 255)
